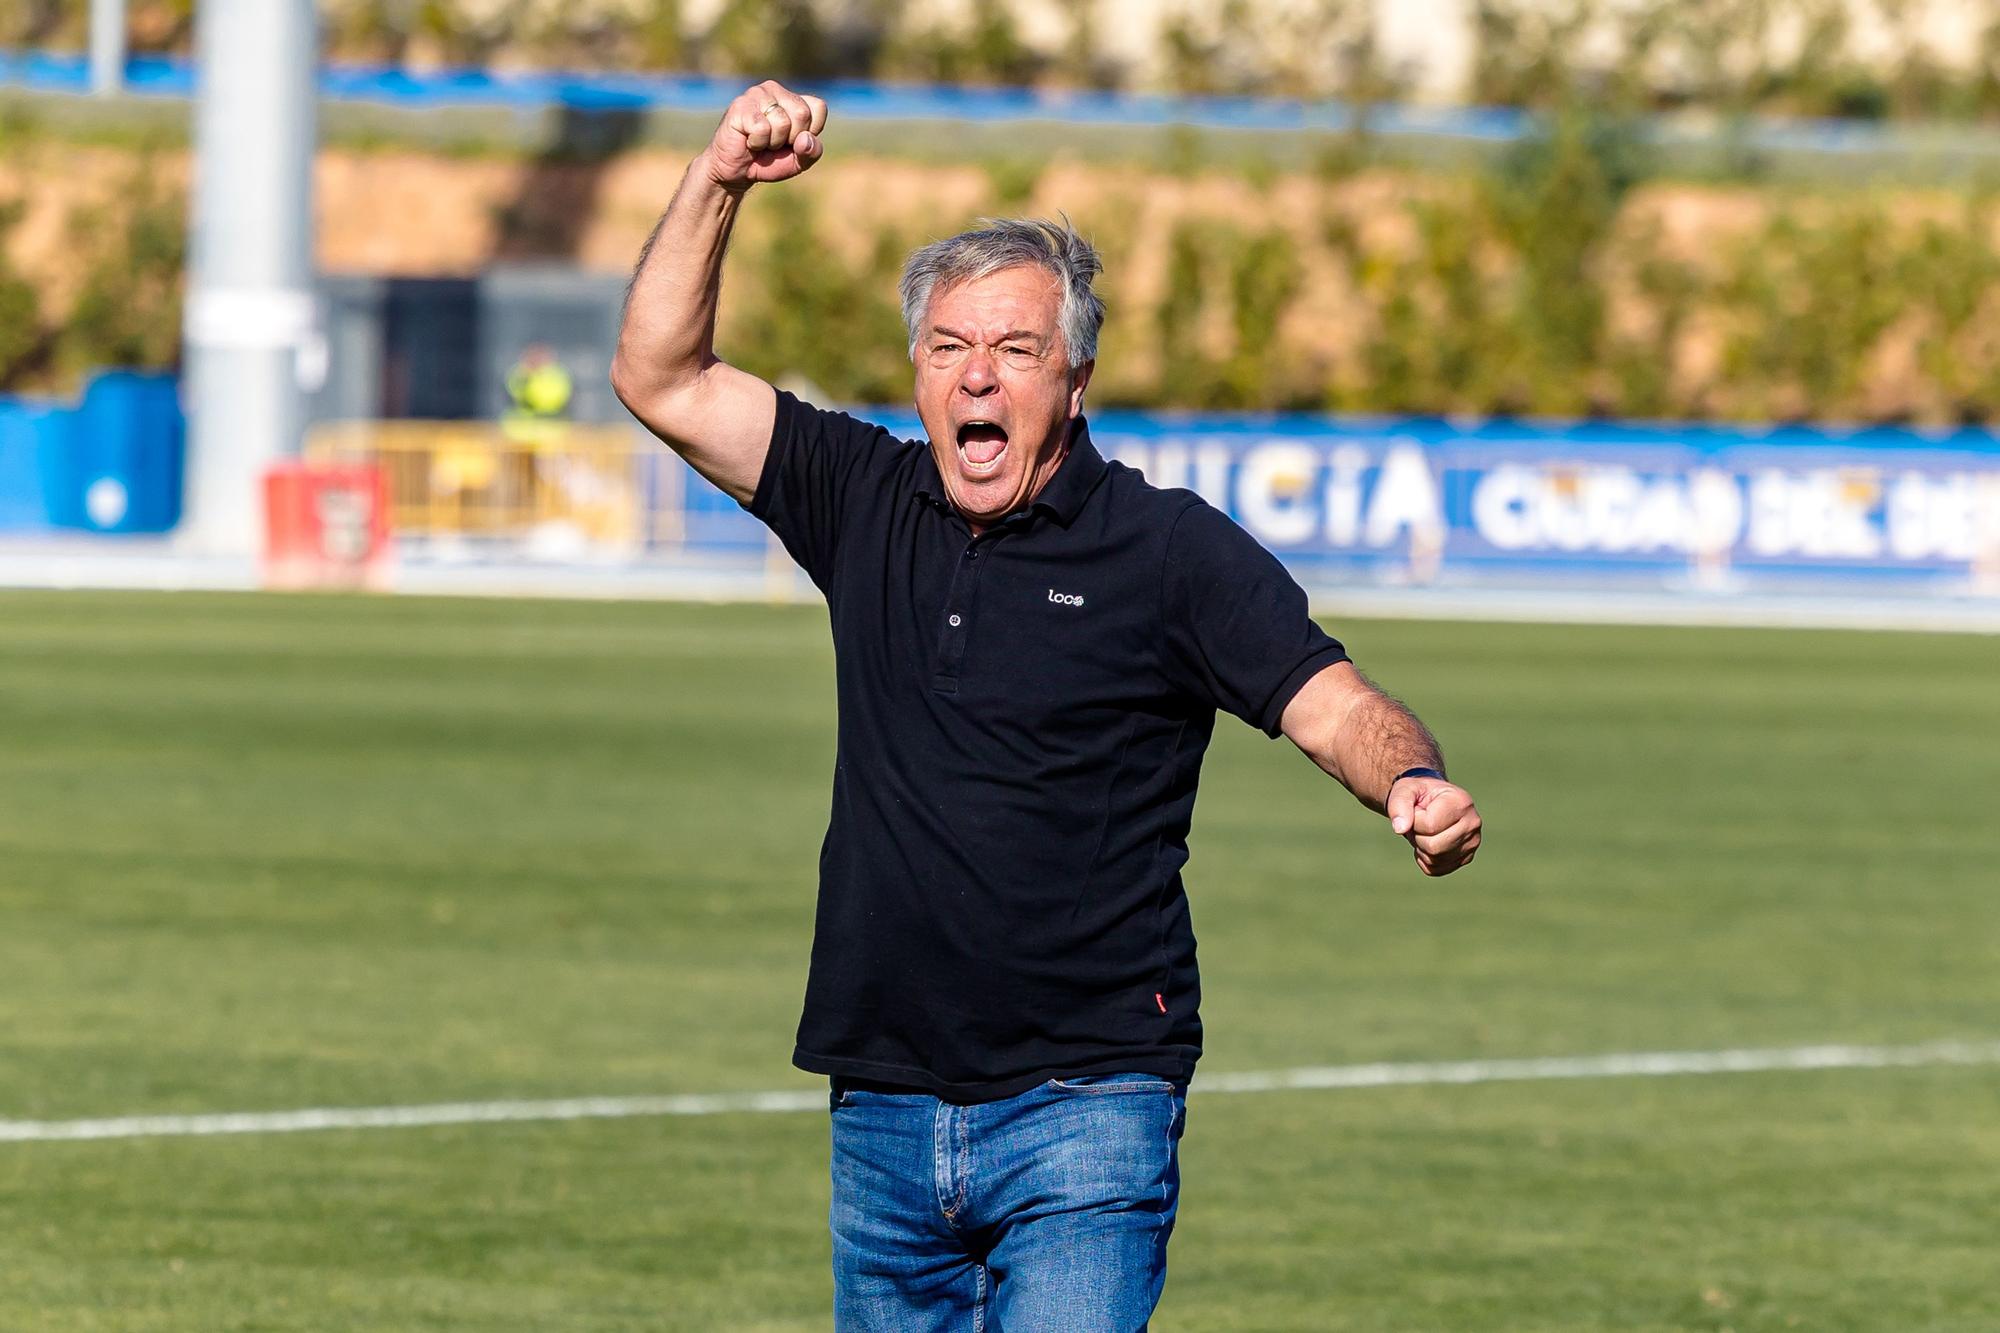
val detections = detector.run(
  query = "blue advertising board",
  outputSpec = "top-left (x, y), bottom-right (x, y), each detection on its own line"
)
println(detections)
top-left (0, 373), bottom-right (184, 535)
top-left (670, 407), bottom-right (2000, 598)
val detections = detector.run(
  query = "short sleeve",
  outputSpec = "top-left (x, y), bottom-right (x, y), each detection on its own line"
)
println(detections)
top-left (1161, 501), bottom-right (1350, 736)
top-left (747, 389), bottom-right (909, 590)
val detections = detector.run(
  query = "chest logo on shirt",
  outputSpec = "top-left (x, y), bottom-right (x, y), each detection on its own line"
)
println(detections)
top-left (1047, 589), bottom-right (1086, 607)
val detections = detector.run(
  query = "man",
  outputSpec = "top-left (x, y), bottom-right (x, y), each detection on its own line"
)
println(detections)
top-left (613, 81), bottom-right (1482, 1332)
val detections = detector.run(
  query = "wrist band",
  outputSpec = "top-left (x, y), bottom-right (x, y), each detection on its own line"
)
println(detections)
top-left (1388, 766), bottom-right (1446, 802)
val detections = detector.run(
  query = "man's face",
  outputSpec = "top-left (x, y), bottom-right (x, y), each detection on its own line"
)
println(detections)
top-left (913, 265), bottom-right (1092, 529)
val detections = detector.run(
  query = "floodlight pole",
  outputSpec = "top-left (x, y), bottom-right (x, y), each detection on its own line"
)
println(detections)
top-left (89, 0), bottom-right (127, 94)
top-left (180, 0), bottom-right (319, 561)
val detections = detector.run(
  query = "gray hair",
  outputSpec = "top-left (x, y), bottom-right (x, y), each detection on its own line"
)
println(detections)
top-left (898, 218), bottom-right (1105, 370)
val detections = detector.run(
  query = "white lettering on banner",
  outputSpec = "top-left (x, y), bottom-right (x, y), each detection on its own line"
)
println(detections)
top-left (1689, 469), bottom-right (1747, 555)
top-left (1889, 472), bottom-right (1964, 560)
top-left (1323, 444), bottom-right (1369, 547)
top-left (1194, 445), bottom-right (1232, 503)
top-left (1363, 445), bottom-right (1445, 549)
top-left (1749, 469), bottom-right (1803, 556)
top-left (1471, 465), bottom-right (1538, 549)
top-left (1886, 470), bottom-right (2000, 562)
top-left (1580, 468), bottom-right (1642, 550)
top-left (1225, 441), bottom-right (1446, 552)
top-left (1536, 467), bottom-right (1595, 552)
top-left (1134, 440), bottom-right (1233, 506)
top-left (1237, 443), bottom-right (1321, 546)
top-left (1104, 433), bottom-right (1999, 569)
top-left (1110, 442), bottom-right (1150, 477)
top-left (1748, 468), bottom-right (1883, 559)
top-left (1468, 464), bottom-right (1745, 554)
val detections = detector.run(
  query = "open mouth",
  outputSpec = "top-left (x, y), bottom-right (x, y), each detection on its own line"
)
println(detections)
top-left (954, 420), bottom-right (1009, 476)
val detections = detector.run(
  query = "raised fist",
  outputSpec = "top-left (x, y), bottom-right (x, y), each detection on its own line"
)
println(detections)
top-left (1386, 775), bottom-right (1482, 877)
top-left (704, 80), bottom-right (828, 192)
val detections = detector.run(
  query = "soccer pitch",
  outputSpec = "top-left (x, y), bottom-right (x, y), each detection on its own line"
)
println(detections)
top-left (0, 590), bottom-right (1994, 1331)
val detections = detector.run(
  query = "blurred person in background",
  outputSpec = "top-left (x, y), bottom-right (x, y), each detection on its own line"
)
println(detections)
top-left (501, 342), bottom-right (575, 449)
top-left (613, 80), bottom-right (1482, 1332)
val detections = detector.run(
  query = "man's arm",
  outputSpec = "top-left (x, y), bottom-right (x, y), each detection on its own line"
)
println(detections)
top-left (1279, 661), bottom-right (1483, 877)
top-left (610, 80), bottom-right (828, 504)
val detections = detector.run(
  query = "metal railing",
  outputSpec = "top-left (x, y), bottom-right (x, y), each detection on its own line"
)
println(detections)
top-left (305, 420), bottom-right (686, 555)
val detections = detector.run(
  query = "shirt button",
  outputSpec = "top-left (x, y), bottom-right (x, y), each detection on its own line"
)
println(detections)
top-left (948, 614), bottom-right (962, 627)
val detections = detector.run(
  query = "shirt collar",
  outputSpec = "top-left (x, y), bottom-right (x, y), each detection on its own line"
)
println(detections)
top-left (913, 419), bottom-right (1108, 529)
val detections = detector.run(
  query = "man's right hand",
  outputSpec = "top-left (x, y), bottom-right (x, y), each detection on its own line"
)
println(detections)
top-left (704, 80), bottom-right (828, 192)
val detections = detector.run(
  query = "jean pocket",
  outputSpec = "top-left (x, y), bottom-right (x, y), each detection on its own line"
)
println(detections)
top-left (1045, 1072), bottom-right (1179, 1095)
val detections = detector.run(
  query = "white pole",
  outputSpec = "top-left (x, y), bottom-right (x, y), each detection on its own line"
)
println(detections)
top-left (179, 0), bottom-right (319, 561)
top-left (89, 0), bottom-right (126, 95)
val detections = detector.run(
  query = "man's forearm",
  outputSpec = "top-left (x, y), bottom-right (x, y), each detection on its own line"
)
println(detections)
top-left (1326, 684), bottom-right (1445, 813)
top-left (1280, 663), bottom-right (1444, 811)
top-left (612, 153), bottom-right (742, 404)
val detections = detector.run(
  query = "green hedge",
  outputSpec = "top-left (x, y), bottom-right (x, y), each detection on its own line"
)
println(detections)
top-left (718, 121), bottom-right (2000, 425)
top-left (8, 125), bottom-right (2000, 426)
top-left (0, 151), bottom-right (183, 393)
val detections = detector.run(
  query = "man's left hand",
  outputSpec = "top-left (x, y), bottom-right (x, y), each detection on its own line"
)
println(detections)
top-left (1387, 777), bottom-right (1481, 876)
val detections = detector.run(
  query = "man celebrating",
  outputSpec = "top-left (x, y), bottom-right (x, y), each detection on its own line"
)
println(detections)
top-left (613, 81), bottom-right (1482, 1332)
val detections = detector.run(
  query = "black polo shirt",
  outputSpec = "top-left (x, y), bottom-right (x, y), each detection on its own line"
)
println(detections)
top-left (748, 390), bottom-right (1349, 1103)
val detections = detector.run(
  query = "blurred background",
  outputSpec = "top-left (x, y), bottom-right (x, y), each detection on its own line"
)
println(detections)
top-left (2, 6), bottom-right (1998, 1331)
top-left (1, 0), bottom-right (1997, 616)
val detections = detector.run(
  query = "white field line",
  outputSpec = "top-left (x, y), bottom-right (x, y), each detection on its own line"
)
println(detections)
top-left (4, 1039), bottom-right (1998, 1146)
top-left (1191, 1038), bottom-right (2000, 1094)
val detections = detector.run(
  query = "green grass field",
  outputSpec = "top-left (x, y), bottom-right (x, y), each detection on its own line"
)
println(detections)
top-left (0, 590), bottom-right (1995, 1331)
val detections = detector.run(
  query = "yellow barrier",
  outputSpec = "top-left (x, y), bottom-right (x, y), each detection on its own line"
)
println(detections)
top-left (306, 421), bottom-right (684, 551)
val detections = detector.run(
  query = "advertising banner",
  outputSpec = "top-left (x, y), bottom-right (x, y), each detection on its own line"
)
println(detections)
top-left (935, 411), bottom-right (2000, 597)
top-left (673, 408), bottom-right (2000, 597)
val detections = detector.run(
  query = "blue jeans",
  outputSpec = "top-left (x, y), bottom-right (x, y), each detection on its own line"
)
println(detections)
top-left (828, 1072), bottom-right (1189, 1332)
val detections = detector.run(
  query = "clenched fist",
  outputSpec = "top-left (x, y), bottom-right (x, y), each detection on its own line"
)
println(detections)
top-left (703, 80), bottom-right (829, 192)
top-left (1387, 775), bottom-right (1482, 877)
